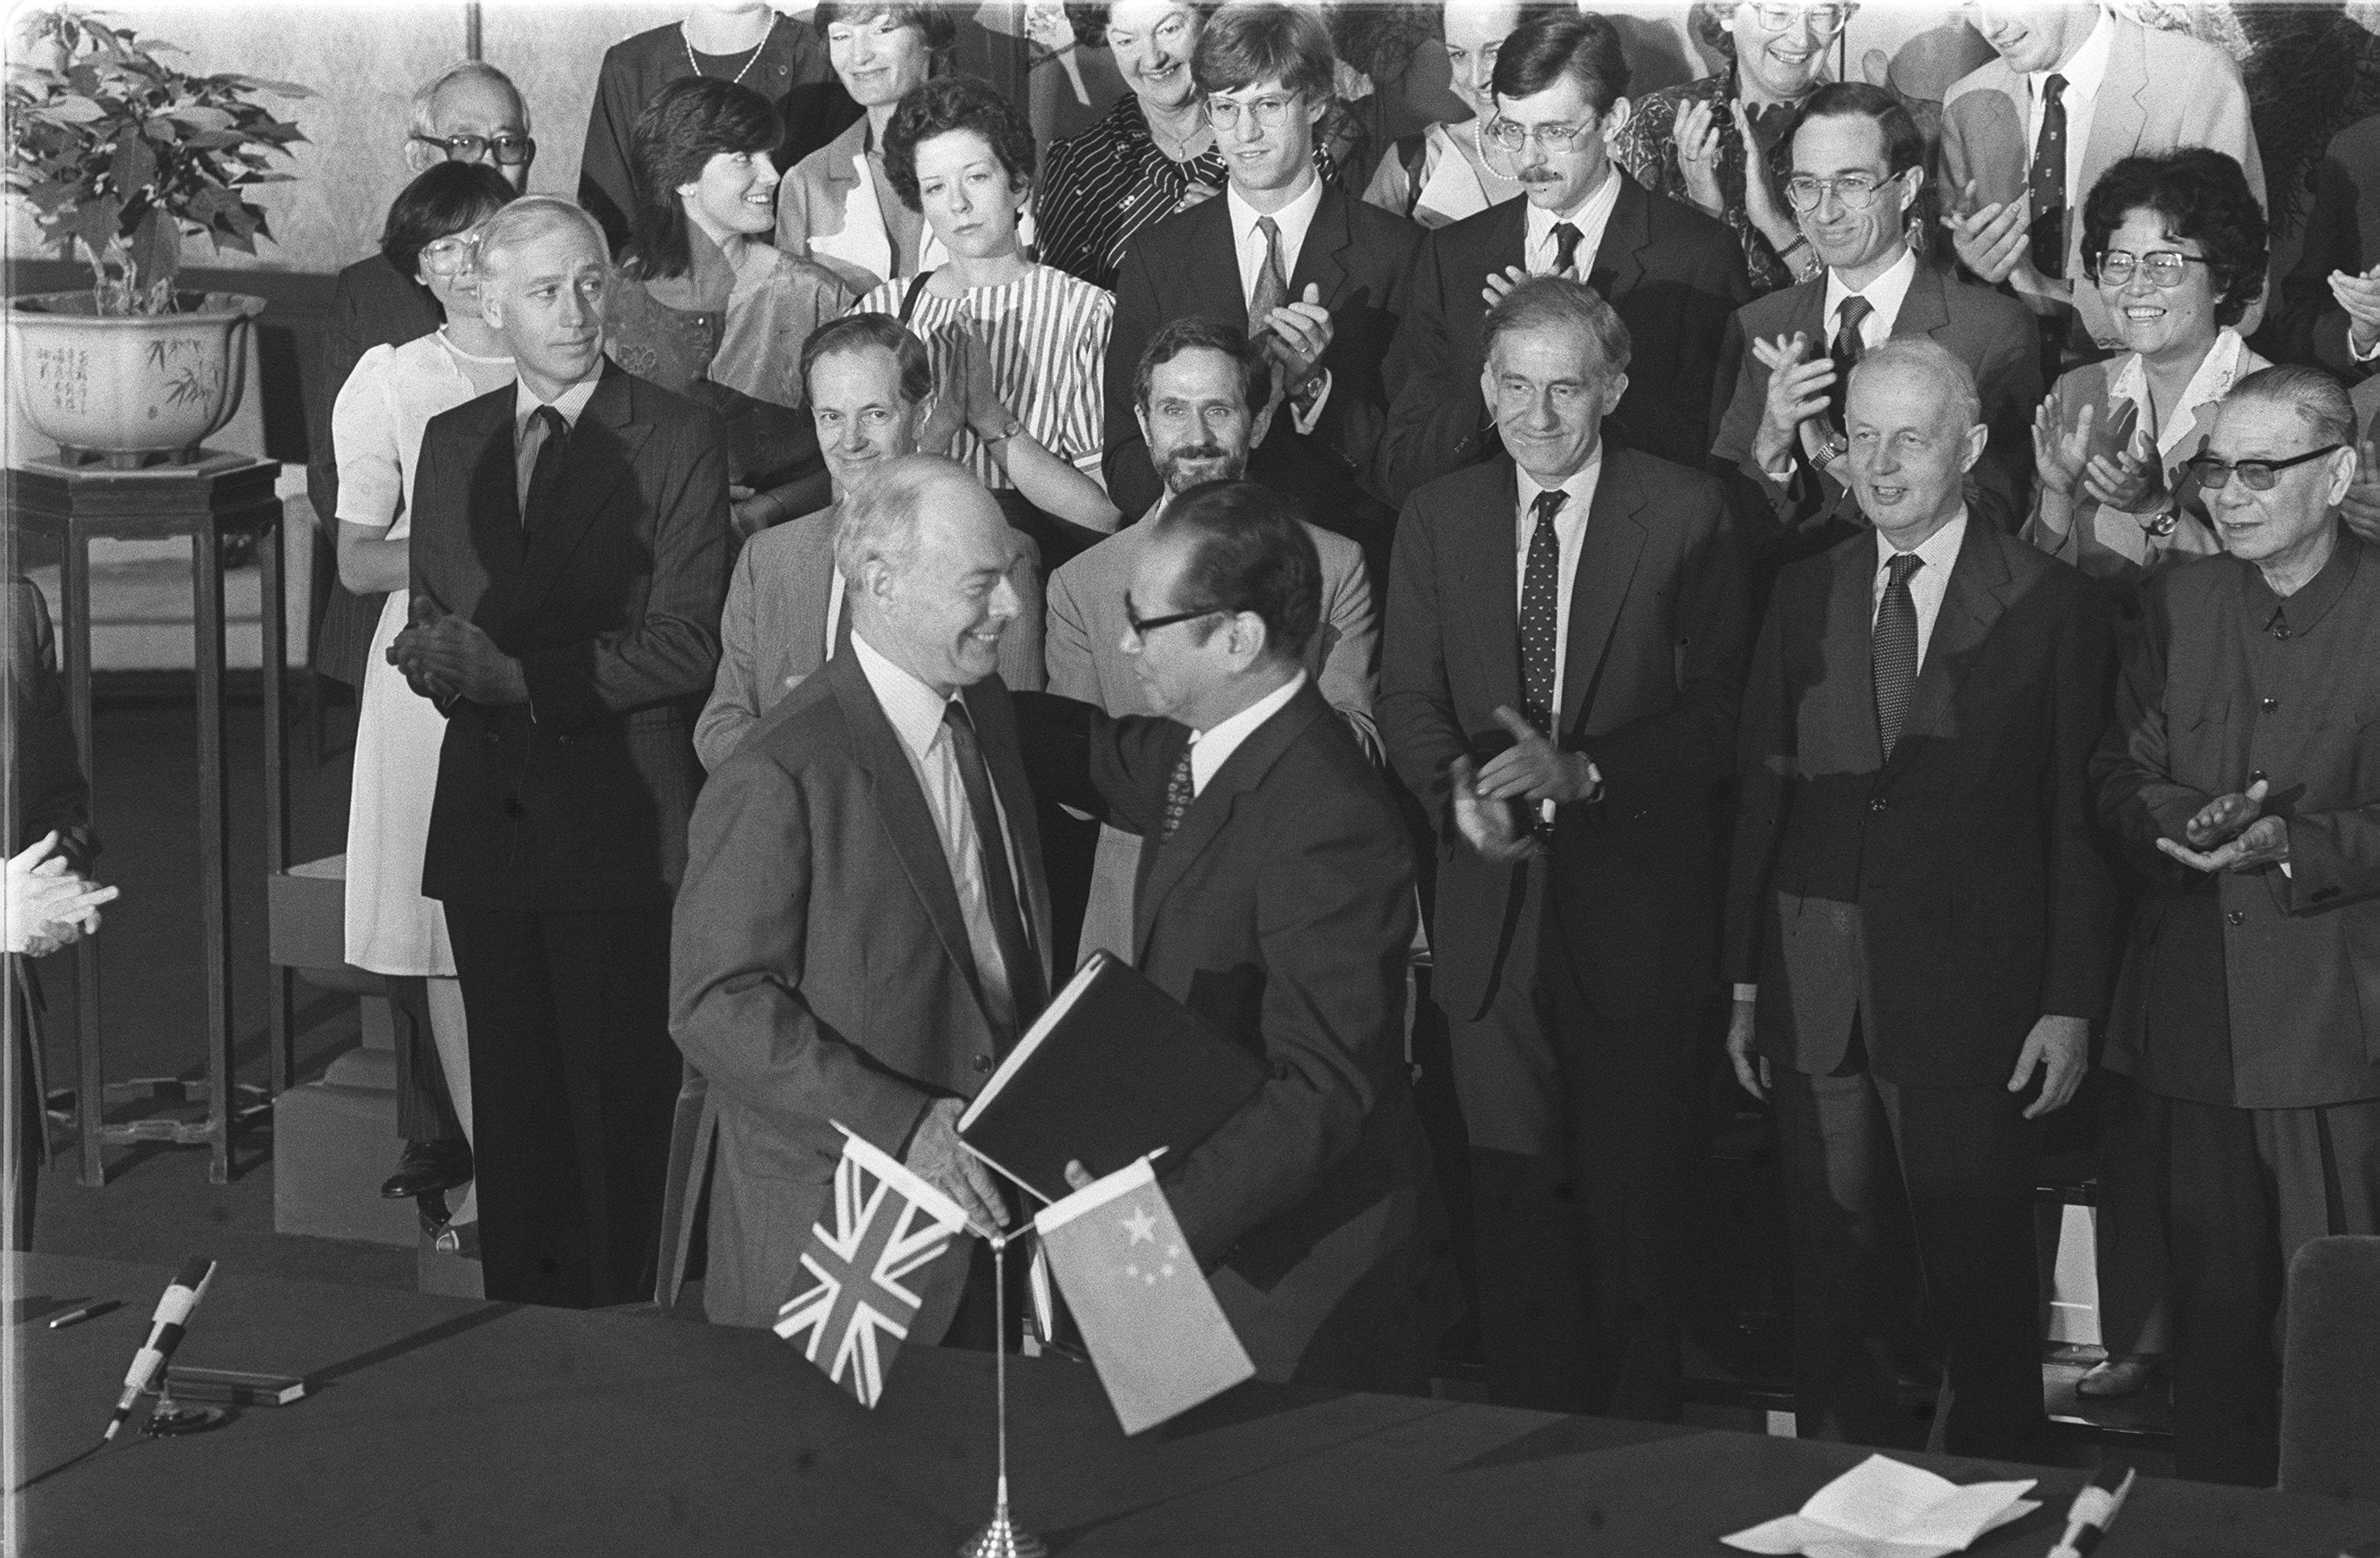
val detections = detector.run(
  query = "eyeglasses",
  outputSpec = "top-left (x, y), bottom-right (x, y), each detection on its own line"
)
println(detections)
top-left (1206, 94), bottom-right (1300, 131)
top-left (419, 232), bottom-right (482, 275)
top-left (411, 131), bottom-right (535, 168)
top-left (1744, 2), bottom-right (1855, 36)
top-left (1124, 592), bottom-right (1226, 638)
top-left (1783, 170), bottom-right (1901, 211)
top-left (2092, 249), bottom-right (2210, 288)
top-left (2183, 444), bottom-right (2344, 492)
top-left (1487, 116), bottom-right (1596, 153)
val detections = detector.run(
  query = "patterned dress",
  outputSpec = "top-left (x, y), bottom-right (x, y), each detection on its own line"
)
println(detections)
top-left (1612, 66), bottom-right (1808, 297)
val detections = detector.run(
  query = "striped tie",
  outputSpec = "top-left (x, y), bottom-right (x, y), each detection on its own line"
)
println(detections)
top-left (1160, 748), bottom-right (1196, 841)
top-left (1873, 553), bottom-right (1923, 758)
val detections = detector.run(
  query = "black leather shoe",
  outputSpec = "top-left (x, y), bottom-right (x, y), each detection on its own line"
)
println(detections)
top-left (380, 1139), bottom-right (474, 1200)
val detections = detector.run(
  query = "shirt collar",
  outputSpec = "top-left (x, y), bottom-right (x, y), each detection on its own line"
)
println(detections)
top-left (2033, 7), bottom-right (2114, 101)
top-left (1189, 669), bottom-right (1307, 792)
top-left (2110, 329), bottom-right (2250, 453)
top-left (514, 370), bottom-right (601, 436)
top-left (1825, 244), bottom-right (1918, 327)
top-left (1515, 447), bottom-right (1604, 514)
top-left (1525, 166), bottom-right (1623, 251)
top-left (849, 625), bottom-right (957, 762)
top-left (1877, 505), bottom-right (1969, 580)
top-left (2249, 520), bottom-right (2360, 633)
top-left (1226, 168), bottom-right (1325, 253)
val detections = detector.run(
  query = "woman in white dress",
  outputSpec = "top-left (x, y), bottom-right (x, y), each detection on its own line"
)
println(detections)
top-left (334, 164), bottom-right (519, 1230)
top-left (853, 73), bottom-right (1120, 569)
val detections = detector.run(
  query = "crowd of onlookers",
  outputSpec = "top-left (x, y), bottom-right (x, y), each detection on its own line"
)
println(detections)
top-left (14, 0), bottom-right (2380, 1496)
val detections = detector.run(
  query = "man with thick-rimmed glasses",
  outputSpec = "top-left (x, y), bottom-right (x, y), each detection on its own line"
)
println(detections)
top-left (1377, 10), bottom-right (1748, 506)
top-left (1712, 81), bottom-right (2040, 561)
top-left (2093, 364), bottom-right (2380, 1488)
top-left (303, 60), bottom-right (541, 1212)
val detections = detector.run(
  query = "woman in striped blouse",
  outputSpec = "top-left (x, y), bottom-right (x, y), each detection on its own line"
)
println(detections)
top-left (856, 73), bottom-right (1121, 563)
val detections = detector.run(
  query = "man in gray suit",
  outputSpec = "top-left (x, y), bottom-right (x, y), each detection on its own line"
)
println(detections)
top-left (1047, 316), bottom-right (1377, 965)
top-left (667, 455), bottom-right (1052, 1331)
top-left (694, 315), bottom-right (1044, 772)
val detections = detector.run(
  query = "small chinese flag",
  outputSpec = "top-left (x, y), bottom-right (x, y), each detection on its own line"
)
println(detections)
top-left (1033, 1157), bottom-right (1253, 1434)
top-left (774, 1124), bottom-right (974, 1408)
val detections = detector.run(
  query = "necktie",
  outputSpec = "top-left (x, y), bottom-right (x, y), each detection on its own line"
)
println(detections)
top-left (1828, 294), bottom-right (1874, 436)
top-left (2027, 74), bottom-right (2068, 279)
top-left (519, 404), bottom-right (569, 534)
top-left (1872, 552), bottom-right (1923, 759)
top-left (941, 701), bottom-right (1045, 1029)
top-left (1551, 221), bottom-right (1584, 278)
top-left (1520, 489), bottom-right (1566, 736)
top-left (1249, 214), bottom-right (1288, 336)
top-left (1160, 747), bottom-right (1196, 841)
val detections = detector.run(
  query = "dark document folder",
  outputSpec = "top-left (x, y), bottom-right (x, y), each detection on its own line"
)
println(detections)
top-left (958, 951), bottom-right (1268, 1203)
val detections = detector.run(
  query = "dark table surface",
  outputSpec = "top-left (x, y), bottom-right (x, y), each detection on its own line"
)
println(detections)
top-left (10, 1253), bottom-right (2379, 1556)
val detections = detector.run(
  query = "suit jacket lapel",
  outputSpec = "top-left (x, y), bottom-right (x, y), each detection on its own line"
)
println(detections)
top-left (1586, 176), bottom-right (1649, 302)
top-left (515, 363), bottom-right (653, 623)
top-left (1181, 198), bottom-right (1252, 324)
top-left (1883, 519), bottom-right (2015, 778)
top-left (1455, 463), bottom-right (1524, 713)
top-left (1287, 184), bottom-right (1351, 307)
top-left (1558, 448), bottom-right (1650, 735)
top-left (798, 503), bottom-right (841, 662)
top-left (1832, 531), bottom-right (1886, 773)
top-left (1133, 687), bottom-right (1324, 964)
top-left (2083, 25), bottom-right (2150, 194)
top-left (962, 677), bottom-right (1055, 996)
top-left (1894, 263), bottom-right (1951, 343)
top-left (460, 396), bottom-right (526, 626)
top-left (827, 651), bottom-right (989, 1015)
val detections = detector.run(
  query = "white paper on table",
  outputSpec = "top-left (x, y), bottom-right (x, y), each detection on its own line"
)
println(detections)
top-left (1721, 1454), bottom-right (2041, 1558)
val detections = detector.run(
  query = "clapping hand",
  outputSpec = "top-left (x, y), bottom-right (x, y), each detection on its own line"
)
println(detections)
top-left (391, 595), bottom-right (527, 707)
top-left (1256, 282), bottom-right (1333, 400)
top-left (2328, 263), bottom-right (2380, 358)
top-left (2340, 437), bottom-right (2380, 545)
top-left (5, 831), bottom-right (116, 958)
top-left (1480, 261), bottom-right (1570, 310)
top-left (1749, 331), bottom-right (1835, 473)
top-left (1728, 100), bottom-right (1793, 241)
top-left (1449, 755), bottom-right (1539, 864)
top-left (1942, 179), bottom-right (2064, 309)
top-left (1672, 97), bottom-right (1725, 217)
top-left (2080, 422), bottom-right (2161, 512)
top-left (1474, 706), bottom-right (1599, 805)
top-left (2158, 777), bottom-right (2290, 873)
top-left (2033, 399), bottom-right (2093, 501)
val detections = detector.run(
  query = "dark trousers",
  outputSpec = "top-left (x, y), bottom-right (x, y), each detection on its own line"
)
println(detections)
top-left (1773, 1056), bottom-right (2046, 1462)
top-left (444, 902), bottom-right (680, 1309)
top-left (1457, 869), bottom-right (1692, 1420)
top-left (387, 974), bottom-right (464, 1147)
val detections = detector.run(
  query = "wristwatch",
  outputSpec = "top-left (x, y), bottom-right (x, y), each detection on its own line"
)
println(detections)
top-left (1815, 430), bottom-right (1849, 469)
top-left (980, 415), bottom-right (1023, 446)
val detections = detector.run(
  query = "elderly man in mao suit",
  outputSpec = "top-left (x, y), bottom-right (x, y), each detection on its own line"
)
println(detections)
top-left (1049, 316), bottom-right (1377, 966)
top-left (667, 457), bottom-right (1052, 1332)
top-left (694, 316), bottom-right (1043, 773)
top-left (1725, 338), bottom-right (2115, 1462)
top-left (2092, 366), bottom-right (2380, 1488)
top-left (1938, 2), bottom-right (2264, 353)
top-left (1381, 275), bottom-right (1752, 1419)
top-left (396, 199), bottom-right (729, 1310)
top-left (1019, 482), bottom-right (1440, 1392)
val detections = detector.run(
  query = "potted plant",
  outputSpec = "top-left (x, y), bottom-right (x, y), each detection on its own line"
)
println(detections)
top-left (3, 8), bottom-right (310, 467)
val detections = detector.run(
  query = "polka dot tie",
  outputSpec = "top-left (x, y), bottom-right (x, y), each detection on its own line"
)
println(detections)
top-left (1828, 295), bottom-right (1873, 438)
top-left (1521, 489), bottom-right (1566, 736)
top-left (1873, 553), bottom-right (1924, 759)
top-left (2027, 73), bottom-right (2068, 279)
top-left (1551, 221), bottom-right (1584, 278)
top-left (1160, 748), bottom-right (1196, 841)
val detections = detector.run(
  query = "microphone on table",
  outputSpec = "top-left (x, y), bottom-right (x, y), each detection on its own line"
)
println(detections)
top-left (2047, 1463), bottom-right (2136, 1558)
top-left (102, 1257), bottom-right (217, 1442)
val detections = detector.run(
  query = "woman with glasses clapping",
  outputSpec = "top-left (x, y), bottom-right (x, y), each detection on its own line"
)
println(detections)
top-left (332, 163), bottom-right (524, 1238)
top-left (2025, 149), bottom-right (2272, 586)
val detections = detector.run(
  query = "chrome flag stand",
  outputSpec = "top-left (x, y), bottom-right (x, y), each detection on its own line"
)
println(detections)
top-left (960, 1231), bottom-right (1046, 1558)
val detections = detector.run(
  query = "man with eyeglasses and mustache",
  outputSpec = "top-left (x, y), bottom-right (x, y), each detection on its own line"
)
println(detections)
top-left (1101, 3), bottom-right (1422, 580)
top-left (309, 62), bottom-right (539, 705)
top-left (1713, 81), bottom-right (2039, 559)
top-left (1048, 318), bottom-right (1377, 968)
top-left (1938, 0), bottom-right (2263, 364)
top-left (1377, 10), bottom-right (1749, 507)
top-left (2093, 365), bottom-right (2380, 1488)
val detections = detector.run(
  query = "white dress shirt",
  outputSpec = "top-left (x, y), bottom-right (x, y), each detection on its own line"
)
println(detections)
top-left (2026, 7), bottom-right (2114, 219)
top-left (1227, 171), bottom-right (1326, 308)
top-left (1823, 245), bottom-right (1919, 351)
top-left (1872, 506), bottom-right (1969, 672)
top-left (1188, 669), bottom-right (1306, 796)
top-left (848, 627), bottom-right (1024, 1027)
top-left (511, 372), bottom-right (602, 512)
top-left (1525, 167), bottom-right (1624, 278)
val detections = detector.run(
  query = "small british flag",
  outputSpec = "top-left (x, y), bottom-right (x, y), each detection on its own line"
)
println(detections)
top-left (774, 1124), bottom-right (977, 1407)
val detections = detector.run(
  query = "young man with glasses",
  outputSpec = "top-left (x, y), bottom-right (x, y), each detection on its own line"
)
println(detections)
top-left (1713, 82), bottom-right (2040, 559)
top-left (1376, 10), bottom-right (1749, 507)
top-left (1099, 2), bottom-right (1422, 579)
top-left (1939, 0), bottom-right (2265, 361)
top-left (2092, 365), bottom-right (2380, 1487)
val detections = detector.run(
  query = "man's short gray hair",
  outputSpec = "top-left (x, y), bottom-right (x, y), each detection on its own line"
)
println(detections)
top-left (474, 196), bottom-right (610, 280)
top-left (1481, 274), bottom-right (1632, 380)
top-left (409, 60), bottom-right (531, 140)
top-left (1849, 338), bottom-right (1981, 433)
top-left (834, 454), bottom-right (973, 584)
top-left (2227, 364), bottom-right (2354, 448)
